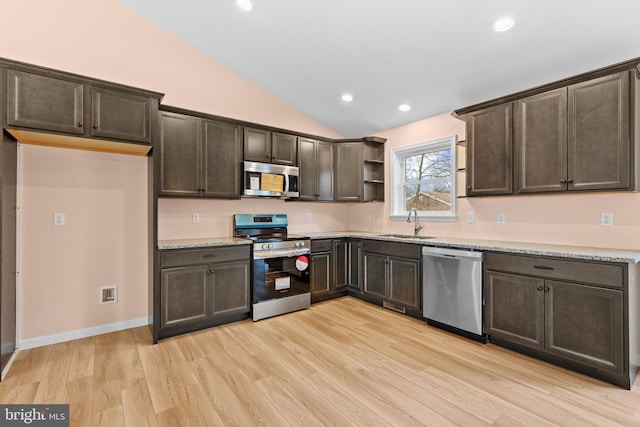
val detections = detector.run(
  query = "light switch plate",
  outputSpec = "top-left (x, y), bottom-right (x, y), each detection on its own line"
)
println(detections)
top-left (466, 212), bottom-right (474, 224)
top-left (496, 212), bottom-right (505, 224)
top-left (192, 213), bottom-right (200, 223)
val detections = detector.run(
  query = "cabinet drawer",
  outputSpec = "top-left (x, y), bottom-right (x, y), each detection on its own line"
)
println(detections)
top-left (485, 252), bottom-right (624, 288)
top-left (162, 245), bottom-right (250, 268)
top-left (363, 240), bottom-right (421, 260)
top-left (311, 239), bottom-right (333, 253)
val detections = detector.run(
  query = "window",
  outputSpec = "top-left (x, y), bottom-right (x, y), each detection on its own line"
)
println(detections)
top-left (390, 135), bottom-right (457, 220)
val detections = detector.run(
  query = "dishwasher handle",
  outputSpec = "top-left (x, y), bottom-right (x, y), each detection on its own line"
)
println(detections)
top-left (422, 246), bottom-right (484, 260)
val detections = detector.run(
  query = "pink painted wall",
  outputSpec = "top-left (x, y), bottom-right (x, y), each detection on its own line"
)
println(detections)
top-left (349, 112), bottom-right (640, 251)
top-left (3, 0), bottom-right (341, 344)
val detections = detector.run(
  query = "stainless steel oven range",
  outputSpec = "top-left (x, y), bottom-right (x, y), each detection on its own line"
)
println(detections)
top-left (233, 214), bottom-right (311, 321)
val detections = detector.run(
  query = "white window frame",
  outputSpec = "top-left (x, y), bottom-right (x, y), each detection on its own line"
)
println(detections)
top-left (389, 135), bottom-right (457, 221)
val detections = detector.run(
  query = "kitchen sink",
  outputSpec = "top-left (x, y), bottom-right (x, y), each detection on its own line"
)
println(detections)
top-left (376, 234), bottom-right (435, 240)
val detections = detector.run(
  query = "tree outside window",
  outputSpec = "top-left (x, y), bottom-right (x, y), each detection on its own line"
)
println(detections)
top-left (390, 135), bottom-right (457, 220)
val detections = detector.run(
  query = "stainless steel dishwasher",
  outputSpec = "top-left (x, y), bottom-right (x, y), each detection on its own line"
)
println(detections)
top-left (422, 246), bottom-right (485, 340)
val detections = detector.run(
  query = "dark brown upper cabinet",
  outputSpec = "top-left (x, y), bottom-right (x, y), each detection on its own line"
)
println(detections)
top-left (244, 127), bottom-right (297, 166)
top-left (568, 71), bottom-right (630, 191)
top-left (515, 71), bottom-right (631, 194)
top-left (465, 103), bottom-right (513, 196)
top-left (158, 109), bottom-right (242, 199)
top-left (514, 88), bottom-right (568, 193)
top-left (457, 58), bottom-right (640, 197)
top-left (5, 68), bottom-right (159, 154)
top-left (298, 137), bottom-right (334, 201)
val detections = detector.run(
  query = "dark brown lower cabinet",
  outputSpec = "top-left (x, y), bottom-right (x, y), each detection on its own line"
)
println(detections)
top-left (485, 252), bottom-right (634, 389)
top-left (362, 240), bottom-right (421, 316)
top-left (310, 239), bottom-right (348, 303)
top-left (157, 245), bottom-right (250, 341)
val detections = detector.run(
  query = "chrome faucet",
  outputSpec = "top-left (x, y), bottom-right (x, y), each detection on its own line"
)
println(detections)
top-left (406, 208), bottom-right (422, 236)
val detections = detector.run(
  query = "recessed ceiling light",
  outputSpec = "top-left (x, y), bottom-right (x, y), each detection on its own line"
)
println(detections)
top-left (398, 104), bottom-right (411, 112)
top-left (341, 93), bottom-right (354, 102)
top-left (493, 17), bottom-right (515, 32)
top-left (236, 0), bottom-right (253, 12)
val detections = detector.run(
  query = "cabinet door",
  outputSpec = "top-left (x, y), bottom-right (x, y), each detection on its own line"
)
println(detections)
top-left (363, 252), bottom-right (387, 299)
top-left (158, 112), bottom-right (202, 196)
top-left (91, 87), bottom-right (152, 143)
top-left (316, 141), bottom-right (334, 201)
top-left (333, 240), bottom-right (349, 291)
top-left (466, 103), bottom-right (513, 196)
top-left (272, 132), bottom-right (297, 166)
top-left (568, 71), bottom-right (630, 191)
top-left (298, 137), bottom-right (318, 200)
top-left (244, 127), bottom-right (271, 162)
top-left (6, 69), bottom-right (84, 135)
top-left (210, 260), bottom-right (250, 317)
top-left (160, 265), bottom-right (210, 329)
top-left (335, 142), bottom-right (363, 202)
top-left (348, 240), bottom-right (363, 292)
top-left (485, 271), bottom-right (544, 349)
top-left (388, 257), bottom-right (420, 310)
top-left (545, 280), bottom-right (623, 373)
top-left (514, 88), bottom-right (567, 193)
top-left (202, 119), bottom-right (242, 198)
top-left (311, 253), bottom-right (331, 295)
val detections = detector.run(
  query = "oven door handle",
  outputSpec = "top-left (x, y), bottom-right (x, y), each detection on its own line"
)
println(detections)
top-left (253, 248), bottom-right (310, 259)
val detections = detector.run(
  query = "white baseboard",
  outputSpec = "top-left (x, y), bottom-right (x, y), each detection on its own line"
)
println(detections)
top-left (18, 316), bottom-right (152, 350)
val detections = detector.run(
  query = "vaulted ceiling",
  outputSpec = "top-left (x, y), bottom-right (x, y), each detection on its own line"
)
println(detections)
top-left (119, 0), bottom-right (640, 137)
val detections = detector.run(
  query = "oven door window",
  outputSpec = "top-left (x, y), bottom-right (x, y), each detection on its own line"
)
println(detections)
top-left (253, 256), bottom-right (310, 302)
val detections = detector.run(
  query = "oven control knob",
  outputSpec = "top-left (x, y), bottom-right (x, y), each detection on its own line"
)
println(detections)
top-left (262, 244), bottom-right (269, 249)
top-left (268, 244), bottom-right (273, 249)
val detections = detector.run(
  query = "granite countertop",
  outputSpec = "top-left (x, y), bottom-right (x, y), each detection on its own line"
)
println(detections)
top-left (158, 237), bottom-right (252, 250)
top-left (302, 231), bottom-right (640, 264)
top-left (158, 232), bottom-right (640, 264)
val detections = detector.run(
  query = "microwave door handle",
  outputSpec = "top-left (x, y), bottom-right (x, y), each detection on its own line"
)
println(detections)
top-left (283, 172), bottom-right (290, 194)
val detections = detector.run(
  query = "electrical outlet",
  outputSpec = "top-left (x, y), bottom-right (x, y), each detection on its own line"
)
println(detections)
top-left (53, 212), bottom-right (65, 226)
top-left (600, 212), bottom-right (613, 227)
top-left (496, 212), bottom-right (505, 224)
top-left (306, 212), bottom-right (312, 221)
top-left (192, 213), bottom-right (200, 223)
top-left (100, 286), bottom-right (117, 304)
top-left (466, 212), bottom-right (474, 224)
top-left (367, 212), bottom-right (372, 221)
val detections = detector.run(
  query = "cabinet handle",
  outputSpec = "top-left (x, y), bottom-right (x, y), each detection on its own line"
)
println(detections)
top-left (567, 178), bottom-right (574, 184)
top-left (466, 185), bottom-right (471, 190)
top-left (533, 265), bottom-right (554, 270)
top-left (560, 179), bottom-right (567, 184)
top-left (76, 122), bottom-right (82, 128)
top-left (544, 287), bottom-right (550, 292)
top-left (203, 254), bottom-right (217, 258)
top-left (537, 285), bottom-right (543, 291)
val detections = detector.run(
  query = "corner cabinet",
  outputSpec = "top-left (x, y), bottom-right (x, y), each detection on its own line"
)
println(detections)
top-left (362, 240), bottom-right (421, 316)
top-left (334, 137), bottom-right (385, 202)
top-left (5, 67), bottom-right (161, 155)
top-left (485, 252), bottom-right (636, 389)
top-left (158, 108), bottom-right (242, 198)
top-left (157, 245), bottom-right (251, 340)
top-left (456, 58), bottom-right (640, 197)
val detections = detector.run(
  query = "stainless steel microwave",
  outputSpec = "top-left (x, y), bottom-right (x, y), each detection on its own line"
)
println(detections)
top-left (243, 161), bottom-right (299, 198)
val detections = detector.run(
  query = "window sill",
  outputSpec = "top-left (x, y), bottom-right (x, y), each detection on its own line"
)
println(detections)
top-left (390, 214), bottom-right (457, 222)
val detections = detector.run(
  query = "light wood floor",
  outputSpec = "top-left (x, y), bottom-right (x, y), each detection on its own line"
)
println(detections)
top-left (1, 297), bottom-right (639, 426)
